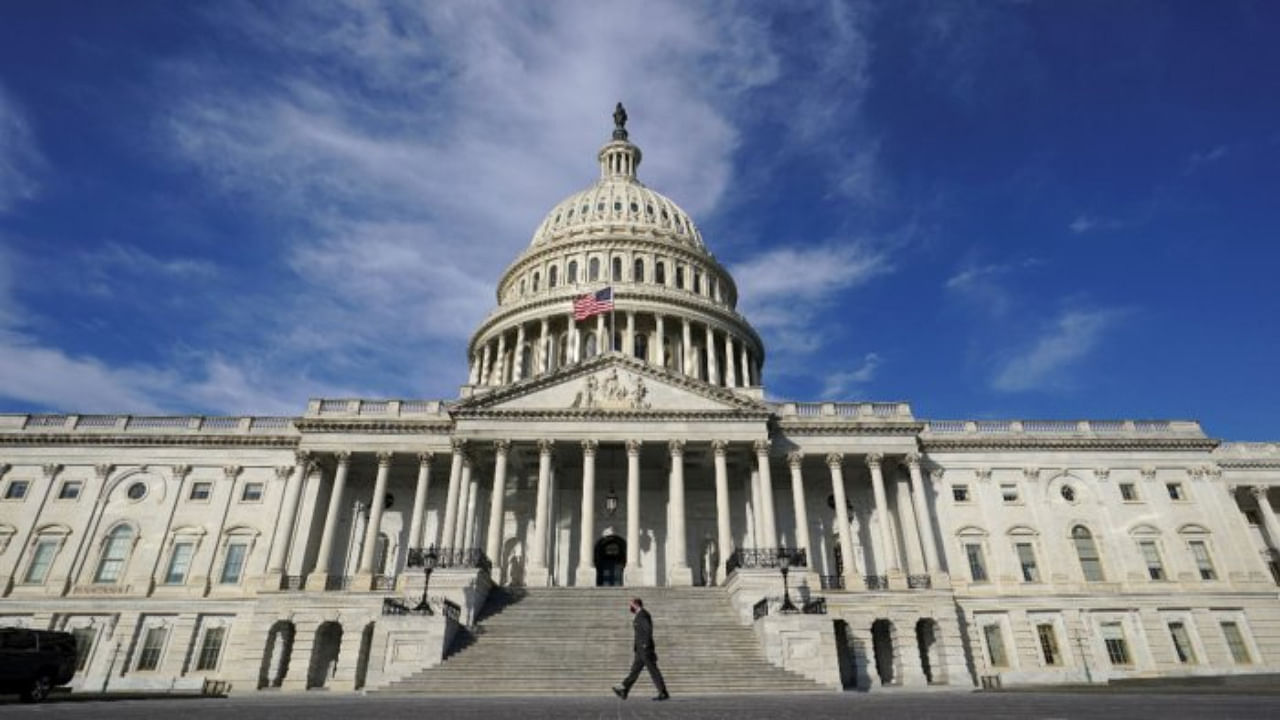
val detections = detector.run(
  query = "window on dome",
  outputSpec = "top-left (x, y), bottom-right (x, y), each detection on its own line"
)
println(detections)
top-left (567, 208), bottom-right (574, 218)
top-left (633, 258), bottom-right (644, 282)
top-left (693, 271), bottom-right (701, 294)
top-left (532, 272), bottom-right (540, 292)
top-left (614, 201), bottom-right (621, 212)
top-left (612, 257), bottom-right (622, 282)
top-left (519, 278), bottom-right (526, 295)
top-left (584, 333), bottom-right (597, 359)
top-left (555, 213), bottom-right (561, 223)
top-left (567, 261), bottom-right (578, 284)
top-left (629, 201), bottom-right (638, 213)
top-left (588, 258), bottom-right (600, 281)
top-left (597, 201), bottom-right (605, 212)
top-left (582, 204), bottom-right (589, 215)
top-left (646, 204), bottom-right (654, 215)
top-left (675, 266), bottom-right (685, 289)
top-left (655, 261), bottom-right (666, 284)
top-left (519, 346), bottom-right (532, 380)
top-left (661, 209), bottom-right (669, 221)
top-left (634, 335), bottom-right (648, 362)
top-left (549, 266), bottom-right (559, 288)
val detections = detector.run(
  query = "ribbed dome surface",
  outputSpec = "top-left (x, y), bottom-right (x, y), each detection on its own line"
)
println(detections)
top-left (529, 178), bottom-right (705, 250)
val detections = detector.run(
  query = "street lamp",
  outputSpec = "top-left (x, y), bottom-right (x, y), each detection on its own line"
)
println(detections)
top-left (779, 550), bottom-right (799, 614)
top-left (414, 547), bottom-right (439, 614)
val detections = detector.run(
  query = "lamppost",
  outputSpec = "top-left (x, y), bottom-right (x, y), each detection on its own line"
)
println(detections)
top-left (414, 547), bottom-right (438, 614)
top-left (779, 550), bottom-right (799, 613)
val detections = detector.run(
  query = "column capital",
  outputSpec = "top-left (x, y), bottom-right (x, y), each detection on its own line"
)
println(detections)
top-left (865, 452), bottom-right (884, 469)
top-left (928, 468), bottom-right (946, 485)
top-left (537, 438), bottom-right (555, 455)
top-left (711, 439), bottom-right (729, 456)
top-left (753, 438), bottom-right (771, 456)
top-left (1093, 467), bottom-right (1110, 481)
top-left (1140, 465), bottom-right (1157, 480)
top-left (294, 450), bottom-right (312, 468)
top-left (223, 464), bottom-right (243, 480)
top-left (581, 439), bottom-right (599, 455)
top-left (904, 452), bottom-right (922, 469)
top-left (335, 450), bottom-right (352, 464)
top-left (974, 466), bottom-right (992, 482)
top-left (417, 451), bottom-right (435, 465)
top-left (450, 437), bottom-right (468, 453)
top-left (493, 439), bottom-right (511, 455)
top-left (42, 463), bottom-right (63, 479)
top-left (275, 466), bottom-right (293, 481)
top-left (1250, 485), bottom-right (1272, 501)
top-left (376, 451), bottom-right (394, 467)
top-left (94, 463), bottom-right (115, 480)
top-left (171, 464), bottom-right (191, 480)
top-left (825, 452), bottom-right (844, 469)
top-left (1204, 465), bottom-right (1223, 480)
top-left (625, 439), bottom-right (642, 456)
top-left (1023, 466), bottom-right (1041, 481)
top-left (787, 451), bottom-right (804, 468)
top-left (1187, 466), bottom-right (1206, 481)
top-left (668, 439), bottom-right (686, 456)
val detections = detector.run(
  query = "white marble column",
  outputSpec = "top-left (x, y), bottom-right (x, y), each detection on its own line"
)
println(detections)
top-left (625, 311), bottom-right (636, 357)
top-left (492, 332), bottom-right (507, 386)
top-left (538, 319), bottom-right (549, 374)
top-left (266, 452), bottom-right (310, 585)
top-left (681, 318), bottom-right (693, 376)
top-left (724, 334), bottom-right (737, 388)
top-left (705, 325), bottom-right (719, 385)
top-left (749, 468), bottom-right (763, 548)
top-left (625, 439), bottom-right (642, 585)
top-left (906, 453), bottom-right (940, 574)
top-left (740, 345), bottom-right (751, 387)
top-left (894, 465), bottom-right (925, 577)
top-left (527, 439), bottom-right (554, 585)
top-left (712, 440), bottom-right (733, 585)
top-left (313, 451), bottom-right (352, 581)
top-left (596, 313), bottom-right (606, 354)
top-left (668, 439), bottom-right (691, 584)
top-left (867, 452), bottom-right (900, 579)
top-left (1252, 486), bottom-right (1280, 556)
top-left (468, 354), bottom-right (481, 385)
top-left (456, 458), bottom-right (476, 550)
top-left (755, 439), bottom-right (778, 549)
top-left (787, 452), bottom-right (812, 566)
top-left (655, 314), bottom-right (666, 368)
top-left (513, 324), bottom-right (526, 380)
top-left (568, 313), bottom-right (580, 364)
top-left (357, 452), bottom-right (393, 577)
top-left (576, 440), bottom-right (599, 586)
top-left (485, 440), bottom-right (510, 565)
top-left (439, 439), bottom-right (467, 552)
top-left (407, 452), bottom-right (433, 550)
top-left (827, 454), bottom-right (857, 586)
top-left (480, 344), bottom-right (492, 386)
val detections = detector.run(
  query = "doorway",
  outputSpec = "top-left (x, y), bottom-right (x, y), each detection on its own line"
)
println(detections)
top-left (595, 535), bottom-right (626, 586)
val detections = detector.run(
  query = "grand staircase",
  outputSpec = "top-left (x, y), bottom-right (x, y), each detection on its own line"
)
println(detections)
top-left (378, 585), bottom-right (828, 696)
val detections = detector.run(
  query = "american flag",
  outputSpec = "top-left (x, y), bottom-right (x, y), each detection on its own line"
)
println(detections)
top-left (573, 287), bottom-right (614, 320)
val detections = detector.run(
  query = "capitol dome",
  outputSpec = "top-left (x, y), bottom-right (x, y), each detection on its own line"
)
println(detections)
top-left (464, 104), bottom-right (765, 397)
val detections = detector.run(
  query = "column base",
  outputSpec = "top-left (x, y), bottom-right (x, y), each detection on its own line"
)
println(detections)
top-left (352, 572), bottom-right (374, 591)
top-left (309, 573), bottom-right (329, 592)
top-left (667, 565), bottom-right (694, 587)
top-left (886, 570), bottom-right (907, 591)
top-left (574, 567), bottom-right (597, 588)
top-left (623, 565), bottom-right (645, 587)
top-left (259, 572), bottom-right (285, 592)
top-left (523, 566), bottom-right (552, 588)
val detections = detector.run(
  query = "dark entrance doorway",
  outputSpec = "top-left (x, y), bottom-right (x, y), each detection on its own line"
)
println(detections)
top-left (595, 535), bottom-right (626, 586)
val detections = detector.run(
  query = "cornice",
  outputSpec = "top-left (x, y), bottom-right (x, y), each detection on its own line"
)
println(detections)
top-left (294, 419), bottom-right (454, 435)
top-left (0, 433), bottom-right (299, 449)
top-left (920, 436), bottom-right (1220, 452)
top-left (777, 421), bottom-right (926, 437)
top-left (454, 408), bottom-right (771, 423)
top-left (1218, 460), bottom-right (1280, 470)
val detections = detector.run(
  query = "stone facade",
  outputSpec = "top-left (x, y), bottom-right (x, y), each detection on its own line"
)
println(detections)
top-left (1, 111), bottom-right (1278, 694)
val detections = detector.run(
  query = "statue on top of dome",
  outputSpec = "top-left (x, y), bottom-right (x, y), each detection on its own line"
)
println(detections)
top-left (612, 102), bottom-right (628, 140)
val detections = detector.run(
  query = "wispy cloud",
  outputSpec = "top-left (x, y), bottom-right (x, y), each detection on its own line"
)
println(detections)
top-left (991, 308), bottom-right (1125, 392)
top-left (0, 84), bottom-right (43, 214)
top-left (820, 352), bottom-right (882, 399)
top-left (945, 257), bottom-right (1041, 316)
top-left (1068, 214), bottom-right (1128, 234)
top-left (1183, 144), bottom-right (1229, 176)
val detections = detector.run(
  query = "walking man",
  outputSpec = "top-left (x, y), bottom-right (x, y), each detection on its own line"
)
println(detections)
top-left (613, 598), bottom-right (670, 701)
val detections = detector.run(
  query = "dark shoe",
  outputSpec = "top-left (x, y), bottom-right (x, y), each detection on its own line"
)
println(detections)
top-left (612, 685), bottom-right (628, 700)
top-left (653, 692), bottom-right (670, 701)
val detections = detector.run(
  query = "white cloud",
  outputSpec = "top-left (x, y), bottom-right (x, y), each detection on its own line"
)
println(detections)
top-left (1068, 214), bottom-right (1127, 234)
top-left (732, 240), bottom-right (892, 333)
top-left (1183, 144), bottom-right (1228, 176)
top-left (992, 308), bottom-right (1124, 392)
top-left (820, 352), bottom-right (881, 399)
top-left (0, 85), bottom-right (43, 214)
top-left (945, 258), bottom-right (1041, 316)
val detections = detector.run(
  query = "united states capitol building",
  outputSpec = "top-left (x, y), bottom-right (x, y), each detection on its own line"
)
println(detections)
top-left (2, 108), bottom-right (1278, 696)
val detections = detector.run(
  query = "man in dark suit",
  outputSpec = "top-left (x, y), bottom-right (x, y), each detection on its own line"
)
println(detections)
top-left (612, 598), bottom-right (670, 701)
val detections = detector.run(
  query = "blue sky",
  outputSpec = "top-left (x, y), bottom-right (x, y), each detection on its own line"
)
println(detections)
top-left (0, 1), bottom-right (1277, 439)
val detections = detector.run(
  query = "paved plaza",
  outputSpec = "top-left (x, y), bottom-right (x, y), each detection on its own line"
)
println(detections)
top-left (4, 691), bottom-right (1280, 719)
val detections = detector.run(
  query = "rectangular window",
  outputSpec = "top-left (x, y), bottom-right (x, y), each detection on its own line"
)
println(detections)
top-left (1036, 623), bottom-right (1061, 665)
top-left (240, 483), bottom-right (264, 502)
top-left (1001, 484), bottom-right (1019, 503)
top-left (58, 480), bottom-right (83, 500)
top-left (189, 482), bottom-right (212, 501)
top-left (4, 480), bottom-right (29, 499)
top-left (136, 626), bottom-right (168, 671)
top-left (164, 542), bottom-right (195, 585)
top-left (71, 627), bottom-right (96, 671)
top-left (952, 485), bottom-right (970, 502)
top-left (1189, 540), bottom-right (1217, 580)
top-left (23, 539), bottom-right (59, 584)
top-left (1119, 483), bottom-right (1138, 501)
top-left (965, 543), bottom-right (988, 582)
top-left (1101, 622), bottom-right (1131, 666)
top-left (1168, 621), bottom-right (1197, 664)
top-left (219, 543), bottom-right (248, 585)
top-left (195, 627), bottom-right (226, 671)
top-left (1016, 542), bottom-right (1040, 582)
top-left (1139, 540), bottom-right (1166, 580)
top-left (1220, 621), bottom-right (1252, 664)
top-left (983, 624), bottom-right (1008, 667)
top-left (1166, 483), bottom-right (1185, 501)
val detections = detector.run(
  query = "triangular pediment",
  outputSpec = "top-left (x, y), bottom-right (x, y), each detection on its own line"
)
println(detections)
top-left (455, 353), bottom-right (767, 416)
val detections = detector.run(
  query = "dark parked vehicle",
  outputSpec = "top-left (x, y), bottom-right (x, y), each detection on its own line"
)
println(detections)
top-left (0, 628), bottom-right (77, 702)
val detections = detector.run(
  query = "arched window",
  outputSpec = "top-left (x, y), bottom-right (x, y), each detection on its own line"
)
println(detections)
top-left (655, 261), bottom-right (666, 285)
top-left (1072, 526), bottom-right (1104, 582)
top-left (584, 333), bottom-right (598, 359)
top-left (634, 335), bottom-right (648, 362)
top-left (675, 265), bottom-right (685, 289)
top-left (549, 266), bottom-right (559, 288)
top-left (693, 270), bottom-right (701, 294)
top-left (94, 525), bottom-right (134, 584)
top-left (633, 258), bottom-right (645, 283)
top-left (520, 345), bottom-right (532, 380)
top-left (612, 257), bottom-right (623, 282)
top-left (532, 272), bottom-right (540, 292)
top-left (588, 258), bottom-right (600, 282)
top-left (567, 261), bottom-right (578, 284)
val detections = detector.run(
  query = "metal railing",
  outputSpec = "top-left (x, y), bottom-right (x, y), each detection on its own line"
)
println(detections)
top-left (907, 574), bottom-right (932, 589)
top-left (383, 597), bottom-right (434, 616)
top-left (725, 547), bottom-right (808, 575)
top-left (280, 575), bottom-right (304, 591)
top-left (818, 575), bottom-right (845, 590)
top-left (324, 575), bottom-right (352, 591)
top-left (863, 575), bottom-right (889, 590)
top-left (406, 546), bottom-right (492, 573)
top-left (802, 597), bottom-right (828, 615)
top-left (372, 574), bottom-right (396, 591)
top-left (752, 598), bottom-right (769, 621)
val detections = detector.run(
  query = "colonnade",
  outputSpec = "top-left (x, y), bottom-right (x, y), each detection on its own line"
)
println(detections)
top-left (468, 310), bottom-right (761, 390)
top-left (1234, 485), bottom-right (1280, 582)
top-left (288, 443), bottom-right (945, 590)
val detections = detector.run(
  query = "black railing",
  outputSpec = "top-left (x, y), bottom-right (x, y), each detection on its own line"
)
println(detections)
top-left (407, 546), bottom-right (492, 573)
top-left (280, 575), bottom-right (304, 591)
top-left (726, 547), bottom-right (809, 575)
top-left (324, 575), bottom-right (352, 591)
top-left (442, 599), bottom-right (462, 623)
top-left (863, 575), bottom-right (889, 590)
top-left (752, 598), bottom-right (769, 621)
top-left (818, 575), bottom-right (845, 590)
top-left (372, 574), bottom-right (396, 591)
top-left (802, 597), bottom-right (828, 615)
top-left (907, 574), bottom-right (932, 589)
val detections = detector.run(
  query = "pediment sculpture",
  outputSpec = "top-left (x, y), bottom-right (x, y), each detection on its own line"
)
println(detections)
top-left (569, 368), bottom-right (651, 410)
